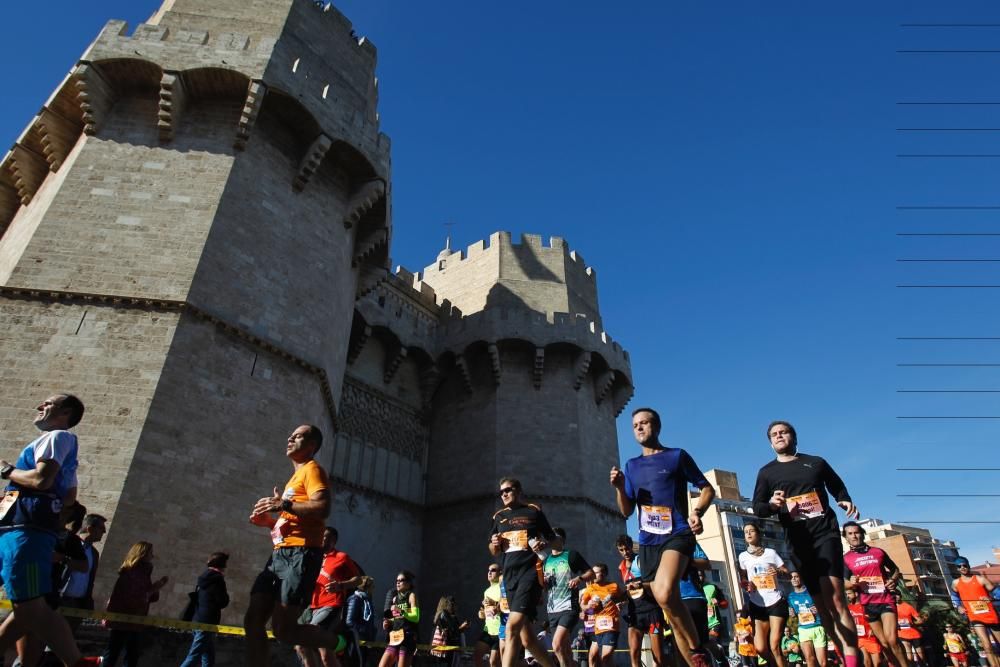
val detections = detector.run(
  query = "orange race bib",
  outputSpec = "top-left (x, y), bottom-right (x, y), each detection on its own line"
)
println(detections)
top-left (798, 610), bottom-right (816, 625)
top-left (858, 576), bottom-right (885, 595)
top-left (596, 615), bottom-right (615, 632)
top-left (0, 490), bottom-right (18, 521)
top-left (970, 600), bottom-right (992, 615)
top-left (500, 597), bottom-right (510, 613)
top-left (752, 574), bottom-right (776, 591)
top-left (389, 630), bottom-right (405, 646)
top-left (786, 491), bottom-right (823, 520)
top-left (503, 530), bottom-right (529, 552)
top-left (639, 505), bottom-right (672, 535)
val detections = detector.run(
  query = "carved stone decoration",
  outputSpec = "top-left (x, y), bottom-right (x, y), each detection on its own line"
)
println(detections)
top-left (234, 79), bottom-right (266, 150)
top-left (572, 351), bottom-right (592, 391)
top-left (0, 181), bottom-right (20, 233)
top-left (532, 347), bottom-right (544, 389)
top-left (338, 378), bottom-right (427, 462)
top-left (488, 344), bottom-right (501, 386)
top-left (419, 364), bottom-right (442, 413)
top-left (343, 179), bottom-right (385, 229)
top-left (383, 346), bottom-right (407, 384)
top-left (8, 145), bottom-right (48, 205)
top-left (75, 63), bottom-right (116, 136)
top-left (595, 369), bottom-right (616, 405)
top-left (454, 354), bottom-right (473, 395)
top-left (293, 133), bottom-right (332, 191)
top-left (157, 71), bottom-right (187, 143)
top-left (352, 227), bottom-right (388, 268)
top-left (35, 108), bottom-right (79, 172)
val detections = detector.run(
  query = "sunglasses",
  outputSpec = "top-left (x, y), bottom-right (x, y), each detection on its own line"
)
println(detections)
top-left (396, 578), bottom-right (409, 583)
top-left (488, 568), bottom-right (500, 573)
top-left (499, 487), bottom-right (516, 497)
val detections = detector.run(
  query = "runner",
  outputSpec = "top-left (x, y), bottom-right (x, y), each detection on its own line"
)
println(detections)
top-left (617, 534), bottom-right (666, 667)
top-left (788, 571), bottom-right (828, 667)
top-left (702, 571), bottom-right (730, 664)
top-left (943, 624), bottom-right (969, 667)
top-left (489, 477), bottom-right (557, 667)
top-left (580, 563), bottom-right (626, 667)
top-left (680, 542), bottom-right (714, 661)
top-left (736, 610), bottom-right (759, 667)
top-left (738, 522), bottom-right (790, 667)
top-left (245, 424), bottom-right (340, 667)
top-left (782, 628), bottom-right (804, 667)
top-left (0, 393), bottom-right (99, 666)
top-left (842, 522), bottom-right (909, 667)
top-left (610, 407), bottom-right (716, 667)
top-left (893, 591), bottom-right (924, 667)
top-left (845, 589), bottom-right (881, 667)
top-left (297, 526), bottom-right (364, 667)
top-left (952, 556), bottom-right (1000, 667)
top-left (473, 565), bottom-right (504, 667)
top-left (378, 570), bottom-right (420, 667)
top-left (544, 527), bottom-right (594, 667)
top-left (751, 421), bottom-right (860, 667)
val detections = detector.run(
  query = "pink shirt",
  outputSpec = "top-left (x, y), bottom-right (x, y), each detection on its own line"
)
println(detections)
top-left (844, 547), bottom-right (894, 605)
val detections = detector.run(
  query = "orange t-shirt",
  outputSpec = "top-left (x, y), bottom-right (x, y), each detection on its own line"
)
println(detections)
top-left (736, 618), bottom-right (756, 656)
top-left (896, 602), bottom-right (921, 640)
top-left (955, 577), bottom-right (1000, 625)
top-left (271, 460), bottom-right (330, 548)
top-left (581, 583), bottom-right (621, 634)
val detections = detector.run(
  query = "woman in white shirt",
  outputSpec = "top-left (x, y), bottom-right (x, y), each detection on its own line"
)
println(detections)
top-left (738, 522), bottom-right (791, 667)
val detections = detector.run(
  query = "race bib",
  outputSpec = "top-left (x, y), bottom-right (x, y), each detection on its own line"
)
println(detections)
top-left (389, 629), bottom-right (405, 646)
top-left (856, 624), bottom-right (866, 637)
top-left (0, 491), bottom-right (18, 521)
top-left (947, 639), bottom-right (963, 654)
top-left (858, 576), bottom-right (885, 595)
top-left (485, 606), bottom-right (496, 620)
top-left (500, 597), bottom-right (510, 613)
top-left (898, 619), bottom-right (910, 629)
top-left (752, 574), bottom-right (776, 591)
top-left (639, 505), bottom-right (672, 535)
top-left (798, 610), bottom-right (815, 625)
top-left (786, 490), bottom-right (824, 520)
top-left (503, 530), bottom-right (529, 552)
top-left (628, 582), bottom-right (645, 600)
top-left (270, 517), bottom-right (290, 546)
top-left (970, 600), bottom-right (992, 615)
top-left (596, 615), bottom-right (615, 631)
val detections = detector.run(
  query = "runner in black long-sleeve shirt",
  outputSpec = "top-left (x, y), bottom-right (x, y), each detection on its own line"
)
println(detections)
top-left (752, 421), bottom-right (861, 667)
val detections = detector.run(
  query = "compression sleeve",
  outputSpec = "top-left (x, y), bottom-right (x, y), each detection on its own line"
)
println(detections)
top-left (751, 468), bottom-right (776, 518)
top-left (402, 606), bottom-right (420, 623)
top-left (882, 551), bottom-right (901, 577)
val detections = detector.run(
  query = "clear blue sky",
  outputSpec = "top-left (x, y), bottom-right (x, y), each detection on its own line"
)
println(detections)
top-left (2, 2), bottom-right (998, 564)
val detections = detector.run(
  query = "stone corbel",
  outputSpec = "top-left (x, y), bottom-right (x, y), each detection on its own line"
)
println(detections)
top-left (234, 79), bottom-right (266, 150)
top-left (595, 369), bottom-right (615, 405)
top-left (157, 71), bottom-right (187, 143)
top-left (0, 181), bottom-right (20, 232)
top-left (419, 364), bottom-right (442, 413)
top-left (8, 145), bottom-right (48, 205)
top-left (343, 179), bottom-right (385, 229)
top-left (347, 325), bottom-right (371, 365)
top-left (75, 63), bottom-right (116, 136)
top-left (488, 344), bottom-right (501, 386)
top-left (383, 346), bottom-right (407, 384)
top-left (533, 348), bottom-right (545, 389)
top-left (454, 354), bottom-right (473, 395)
top-left (352, 227), bottom-right (388, 268)
top-left (572, 351), bottom-right (591, 390)
top-left (293, 133), bottom-right (332, 191)
top-left (35, 108), bottom-right (79, 172)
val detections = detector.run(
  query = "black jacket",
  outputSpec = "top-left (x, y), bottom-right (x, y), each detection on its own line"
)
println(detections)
top-left (192, 568), bottom-right (229, 624)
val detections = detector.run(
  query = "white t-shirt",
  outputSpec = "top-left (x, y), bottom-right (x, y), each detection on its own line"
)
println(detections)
top-left (739, 548), bottom-right (785, 608)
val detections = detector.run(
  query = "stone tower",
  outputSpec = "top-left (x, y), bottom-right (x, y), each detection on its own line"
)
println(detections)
top-left (0, 0), bottom-right (390, 614)
top-left (408, 232), bottom-right (633, 613)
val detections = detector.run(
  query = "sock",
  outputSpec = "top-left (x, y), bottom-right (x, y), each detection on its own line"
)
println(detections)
top-left (844, 653), bottom-right (859, 667)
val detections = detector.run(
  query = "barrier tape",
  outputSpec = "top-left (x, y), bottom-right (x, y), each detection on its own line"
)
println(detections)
top-left (0, 600), bottom-right (661, 653)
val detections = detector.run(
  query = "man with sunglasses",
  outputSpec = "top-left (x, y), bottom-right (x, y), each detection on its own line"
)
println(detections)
top-left (952, 557), bottom-right (1000, 667)
top-left (473, 564), bottom-right (504, 667)
top-left (489, 477), bottom-right (557, 667)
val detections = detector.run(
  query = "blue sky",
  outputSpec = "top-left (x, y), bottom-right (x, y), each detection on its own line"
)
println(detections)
top-left (2, 2), bottom-right (998, 563)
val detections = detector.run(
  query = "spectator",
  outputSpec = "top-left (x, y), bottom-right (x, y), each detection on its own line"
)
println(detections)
top-left (571, 628), bottom-right (589, 667)
top-left (62, 514), bottom-right (107, 627)
top-left (345, 576), bottom-right (376, 667)
top-left (431, 596), bottom-right (469, 665)
top-left (101, 541), bottom-right (168, 667)
top-left (179, 551), bottom-right (230, 667)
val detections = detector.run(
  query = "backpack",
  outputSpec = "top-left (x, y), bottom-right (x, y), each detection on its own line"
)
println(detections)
top-left (181, 588), bottom-right (198, 622)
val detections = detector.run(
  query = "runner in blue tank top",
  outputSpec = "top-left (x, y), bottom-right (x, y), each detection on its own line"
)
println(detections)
top-left (610, 407), bottom-right (715, 667)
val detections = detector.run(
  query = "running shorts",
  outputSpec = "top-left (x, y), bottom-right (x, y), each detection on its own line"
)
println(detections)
top-left (595, 630), bottom-right (619, 648)
top-left (638, 532), bottom-right (697, 583)
top-left (789, 536), bottom-right (842, 593)
top-left (250, 546), bottom-right (324, 608)
top-left (748, 599), bottom-right (788, 621)
top-left (0, 529), bottom-right (57, 602)
top-left (505, 565), bottom-right (542, 618)
top-left (863, 602), bottom-right (896, 622)
top-left (549, 609), bottom-right (579, 631)
top-left (798, 624), bottom-right (827, 646)
top-left (683, 597), bottom-right (710, 646)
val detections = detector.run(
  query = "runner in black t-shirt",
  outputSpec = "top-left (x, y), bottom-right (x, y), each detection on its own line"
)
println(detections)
top-left (751, 420), bottom-right (861, 667)
top-left (489, 477), bottom-right (556, 667)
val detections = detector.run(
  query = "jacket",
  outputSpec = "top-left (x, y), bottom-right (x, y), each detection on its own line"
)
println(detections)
top-left (192, 567), bottom-right (230, 624)
top-left (106, 561), bottom-right (159, 631)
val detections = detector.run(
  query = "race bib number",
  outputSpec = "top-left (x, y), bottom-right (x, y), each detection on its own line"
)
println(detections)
top-left (270, 517), bottom-right (290, 546)
top-left (786, 490), bottom-right (823, 520)
top-left (947, 639), bottom-right (963, 654)
top-left (798, 610), bottom-right (815, 625)
top-left (500, 597), bottom-right (510, 613)
top-left (970, 600), bottom-right (992, 615)
top-left (858, 576), bottom-right (885, 595)
top-left (485, 606), bottom-right (496, 620)
top-left (389, 630), bottom-right (405, 646)
top-left (639, 505), bottom-right (672, 535)
top-left (856, 624), bottom-right (866, 637)
top-left (503, 530), bottom-right (529, 552)
top-left (0, 491), bottom-right (18, 521)
top-left (752, 574), bottom-right (776, 591)
top-left (596, 615), bottom-right (615, 631)
top-left (898, 619), bottom-right (910, 629)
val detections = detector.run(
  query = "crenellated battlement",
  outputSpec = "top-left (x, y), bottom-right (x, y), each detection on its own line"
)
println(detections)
top-left (419, 231), bottom-right (596, 281)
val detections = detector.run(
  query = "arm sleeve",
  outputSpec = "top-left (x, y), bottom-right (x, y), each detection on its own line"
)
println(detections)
top-left (680, 450), bottom-right (709, 489)
top-left (820, 458), bottom-right (851, 504)
top-left (751, 468), bottom-right (776, 517)
top-left (403, 606), bottom-right (420, 623)
top-left (305, 465), bottom-right (330, 497)
top-left (32, 431), bottom-right (75, 466)
top-left (623, 460), bottom-right (636, 501)
top-left (569, 551), bottom-right (590, 574)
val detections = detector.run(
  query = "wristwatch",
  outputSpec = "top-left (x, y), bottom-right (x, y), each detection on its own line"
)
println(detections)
top-left (0, 464), bottom-right (14, 479)
top-left (280, 499), bottom-right (293, 513)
